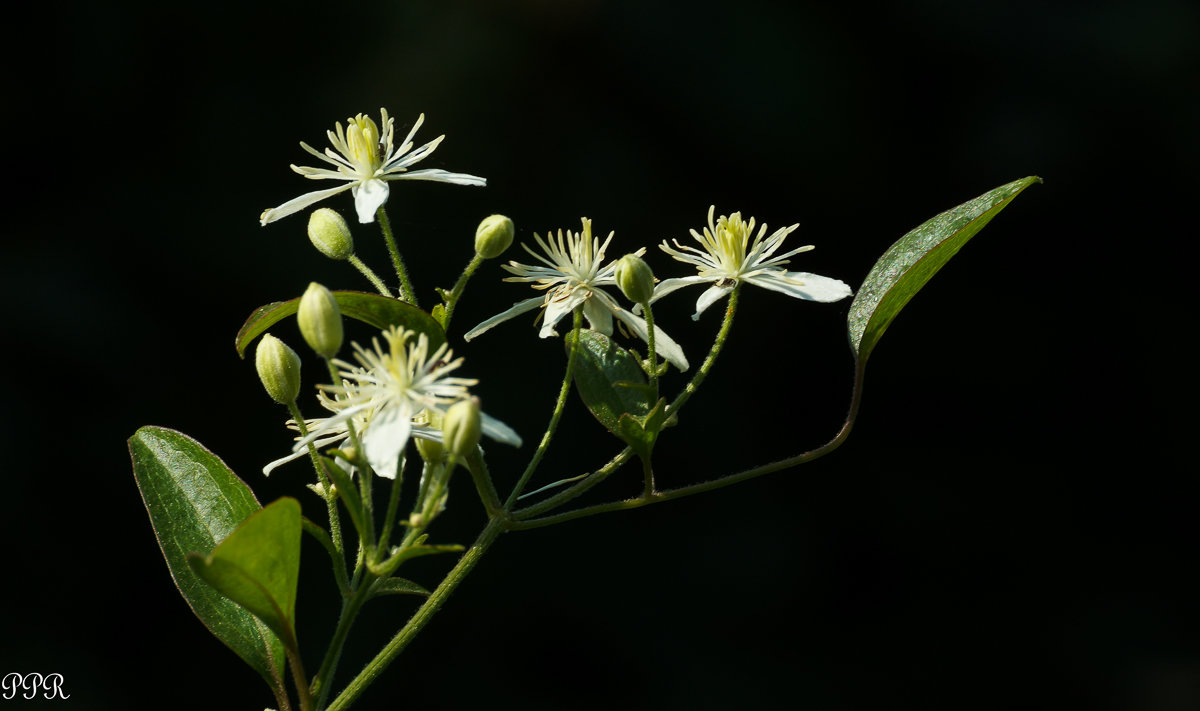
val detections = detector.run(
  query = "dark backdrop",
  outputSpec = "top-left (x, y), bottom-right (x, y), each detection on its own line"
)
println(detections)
top-left (3, 1), bottom-right (1194, 709)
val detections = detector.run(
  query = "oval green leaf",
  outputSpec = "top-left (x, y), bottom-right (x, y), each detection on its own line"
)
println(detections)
top-left (187, 498), bottom-right (302, 653)
top-left (847, 176), bottom-right (1041, 362)
top-left (567, 329), bottom-right (655, 436)
top-left (129, 426), bottom-right (287, 699)
top-left (235, 290), bottom-right (446, 358)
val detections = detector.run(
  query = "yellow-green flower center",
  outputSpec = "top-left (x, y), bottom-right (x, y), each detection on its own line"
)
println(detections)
top-left (345, 115), bottom-right (383, 175)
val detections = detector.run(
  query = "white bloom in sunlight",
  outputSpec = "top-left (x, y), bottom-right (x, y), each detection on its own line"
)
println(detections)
top-left (260, 109), bottom-right (486, 226)
top-left (268, 326), bottom-right (520, 480)
top-left (262, 386), bottom-right (441, 479)
top-left (463, 218), bottom-right (690, 371)
top-left (651, 206), bottom-right (852, 319)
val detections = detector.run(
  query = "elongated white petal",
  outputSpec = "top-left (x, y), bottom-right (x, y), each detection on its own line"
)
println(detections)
top-left (386, 136), bottom-right (444, 170)
top-left (464, 296), bottom-right (543, 341)
top-left (646, 275), bottom-right (709, 307)
top-left (389, 169), bottom-right (487, 187)
top-left (540, 288), bottom-right (588, 338)
top-left (611, 308), bottom-right (689, 372)
top-left (260, 184), bottom-right (352, 225)
top-left (748, 271), bottom-right (852, 302)
top-left (363, 403), bottom-right (412, 480)
top-left (693, 283), bottom-right (734, 319)
top-left (481, 412), bottom-right (522, 447)
top-left (351, 179), bottom-right (390, 223)
top-left (294, 402), bottom-right (372, 451)
top-left (262, 448), bottom-right (310, 477)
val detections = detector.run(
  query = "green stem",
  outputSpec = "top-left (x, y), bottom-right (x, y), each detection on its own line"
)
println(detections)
top-left (377, 207), bottom-right (417, 306)
top-left (511, 357), bottom-right (867, 530)
top-left (641, 453), bottom-right (655, 498)
top-left (325, 516), bottom-right (507, 711)
top-left (347, 254), bottom-right (392, 297)
top-left (641, 299), bottom-right (659, 395)
top-left (511, 290), bottom-right (738, 521)
top-left (326, 358), bottom-right (375, 550)
top-left (441, 253), bottom-right (484, 330)
top-left (302, 517), bottom-right (349, 597)
top-left (287, 401), bottom-right (344, 561)
top-left (312, 577), bottom-right (375, 710)
top-left (666, 286), bottom-right (739, 418)
top-left (287, 644), bottom-right (314, 711)
top-left (510, 446), bottom-right (635, 519)
top-left (465, 445), bottom-right (502, 515)
top-left (375, 455), bottom-right (406, 559)
top-left (503, 309), bottom-right (584, 509)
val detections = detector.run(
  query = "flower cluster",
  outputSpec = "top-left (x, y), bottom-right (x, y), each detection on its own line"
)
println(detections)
top-left (269, 326), bottom-right (519, 480)
top-left (257, 108), bottom-right (852, 507)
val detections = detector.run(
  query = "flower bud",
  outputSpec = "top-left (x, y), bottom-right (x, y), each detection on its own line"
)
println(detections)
top-left (442, 397), bottom-right (482, 461)
top-left (255, 333), bottom-right (301, 404)
top-left (615, 254), bottom-right (655, 304)
top-left (414, 409), bottom-right (445, 463)
top-left (307, 208), bottom-right (355, 260)
top-left (298, 282), bottom-right (343, 358)
top-left (474, 214), bottom-right (515, 259)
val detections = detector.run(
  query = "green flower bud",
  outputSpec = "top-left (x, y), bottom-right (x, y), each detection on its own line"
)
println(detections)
top-left (615, 254), bottom-right (655, 304)
top-left (298, 282), bottom-right (343, 358)
top-left (442, 397), bottom-right (482, 461)
top-left (474, 214), bottom-right (515, 259)
top-left (307, 208), bottom-right (355, 260)
top-left (255, 333), bottom-right (301, 404)
top-left (414, 410), bottom-right (445, 463)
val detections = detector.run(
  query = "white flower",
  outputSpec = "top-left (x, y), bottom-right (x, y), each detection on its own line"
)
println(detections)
top-left (464, 218), bottom-right (690, 371)
top-left (269, 326), bottom-right (520, 480)
top-left (651, 207), bottom-right (852, 319)
top-left (260, 109), bottom-right (485, 226)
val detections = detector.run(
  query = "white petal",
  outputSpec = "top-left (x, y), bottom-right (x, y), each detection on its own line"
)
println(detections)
top-left (748, 271), bottom-right (853, 302)
top-left (611, 309), bottom-right (690, 372)
top-left (464, 297), bottom-right (543, 341)
top-left (262, 448), bottom-right (309, 477)
top-left (351, 179), bottom-right (390, 223)
top-left (260, 184), bottom-right (352, 225)
top-left (363, 404), bottom-right (412, 480)
top-left (540, 288), bottom-right (588, 338)
top-left (582, 295), bottom-right (614, 335)
top-left (480, 412), bottom-right (522, 447)
top-left (646, 275), bottom-right (709, 307)
top-left (693, 284), bottom-right (733, 319)
top-left (411, 424), bottom-right (444, 444)
top-left (388, 169), bottom-right (487, 187)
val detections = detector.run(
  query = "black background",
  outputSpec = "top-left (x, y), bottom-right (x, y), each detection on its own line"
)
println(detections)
top-left (3, 1), bottom-right (1195, 709)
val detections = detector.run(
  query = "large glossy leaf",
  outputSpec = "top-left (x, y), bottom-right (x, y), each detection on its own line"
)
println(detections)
top-left (235, 290), bottom-right (446, 358)
top-left (567, 329), bottom-right (655, 435)
top-left (847, 176), bottom-right (1041, 362)
top-left (129, 426), bottom-right (287, 698)
top-left (188, 498), bottom-right (302, 652)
